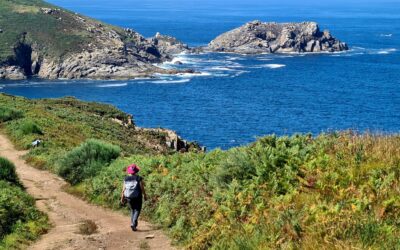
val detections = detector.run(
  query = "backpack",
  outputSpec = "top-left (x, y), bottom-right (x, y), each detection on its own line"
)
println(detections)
top-left (124, 176), bottom-right (141, 199)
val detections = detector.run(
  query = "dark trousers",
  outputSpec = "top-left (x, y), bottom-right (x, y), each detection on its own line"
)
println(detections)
top-left (127, 197), bottom-right (142, 227)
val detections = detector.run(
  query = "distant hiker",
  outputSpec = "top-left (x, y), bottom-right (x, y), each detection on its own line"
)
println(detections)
top-left (120, 164), bottom-right (147, 231)
top-left (31, 139), bottom-right (42, 148)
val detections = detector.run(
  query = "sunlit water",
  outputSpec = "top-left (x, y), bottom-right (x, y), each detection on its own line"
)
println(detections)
top-left (1, 0), bottom-right (399, 149)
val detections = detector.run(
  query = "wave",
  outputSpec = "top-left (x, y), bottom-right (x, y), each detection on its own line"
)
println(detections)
top-left (380, 34), bottom-right (393, 37)
top-left (151, 79), bottom-right (191, 84)
top-left (377, 48), bottom-right (397, 55)
top-left (209, 66), bottom-right (237, 71)
top-left (262, 64), bottom-right (286, 69)
top-left (177, 72), bottom-right (212, 78)
top-left (96, 83), bottom-right (128, 88)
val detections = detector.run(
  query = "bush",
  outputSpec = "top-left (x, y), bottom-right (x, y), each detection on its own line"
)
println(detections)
top-left (58, 139), bottom-right (121, 185)
top-left (0, 107), bottom-right (23, 122)
top-left (0, 181), bottom-right (49, 249)
top-left (0, 157), bottom-right (19, 185)
top-left (18, 120), bottom-right (43, 135)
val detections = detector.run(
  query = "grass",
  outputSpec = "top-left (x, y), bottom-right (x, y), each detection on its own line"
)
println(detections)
top-left (0, 157), bottom-right (49, 250)
top-left (1, 93), bottom-right (399, 249)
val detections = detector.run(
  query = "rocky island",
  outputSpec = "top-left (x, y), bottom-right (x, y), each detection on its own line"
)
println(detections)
top-left (208, 20), bottom-right (348, 54)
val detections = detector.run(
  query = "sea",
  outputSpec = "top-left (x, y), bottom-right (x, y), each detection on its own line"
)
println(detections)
top-left (1, 0), bottom-right (399, 149)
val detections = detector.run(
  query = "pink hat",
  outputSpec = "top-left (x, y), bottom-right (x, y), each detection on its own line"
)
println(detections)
top-left (126, 164), bottom-right (140, 174)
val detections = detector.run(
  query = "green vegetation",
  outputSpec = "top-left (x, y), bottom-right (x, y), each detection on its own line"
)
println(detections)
top-left (0, 106), bottom-right (23, 122)
top-left (58, 139), bottom-right (121, 185)
top-left (0, 94), bottom-right (173, 171)
top-left (0, 157), bottom-right (49, 250)
top-left (81, 133), bottom-right (400, 249)
top-left (0, 0), bottom-right (128, 64)
top-left (1, 93), bottom-right (399, 249)
top-left (0, 157), bottom-right (19, 184)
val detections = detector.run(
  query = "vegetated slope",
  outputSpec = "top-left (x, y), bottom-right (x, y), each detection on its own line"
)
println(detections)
top-left (0, 0), bottom-right (189, 80)
top-left (84, 133), bottom-right (400, 249)
top-left (0, 157), bottom-right (49, 249)
top-left (1, 94), bottom-right (399, 249)
top-left (0, 93), bottom-right (199, 172)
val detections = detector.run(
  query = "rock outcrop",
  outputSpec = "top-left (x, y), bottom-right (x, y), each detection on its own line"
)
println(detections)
top-left (0, 66), bottom-right (26, 80)
top-left (151, 32), bottom-right (191, 55)
top-left (208, 21), bottom-right (348, 54)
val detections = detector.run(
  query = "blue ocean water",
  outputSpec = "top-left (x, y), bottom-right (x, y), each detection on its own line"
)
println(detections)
top-left (1, 0), bottom-right (400, 149)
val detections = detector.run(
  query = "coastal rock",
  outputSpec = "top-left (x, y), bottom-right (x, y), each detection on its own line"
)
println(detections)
top-left (0, 66), bottom-right (26, 80)
top-left (208, 21), bottom-right (348, 54)
top-left (151, 32), bottom-right (191, 55)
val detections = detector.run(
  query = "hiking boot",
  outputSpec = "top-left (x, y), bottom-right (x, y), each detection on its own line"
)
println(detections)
top-left (131, 225), bottom-right (137, 231)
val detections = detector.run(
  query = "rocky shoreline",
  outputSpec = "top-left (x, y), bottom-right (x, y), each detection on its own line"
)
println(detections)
top-left (0, 4), bottom-right (349, 81)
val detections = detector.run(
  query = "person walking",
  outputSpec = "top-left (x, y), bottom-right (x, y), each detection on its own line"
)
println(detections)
top-left (120, 164), bottom-right (147, 231)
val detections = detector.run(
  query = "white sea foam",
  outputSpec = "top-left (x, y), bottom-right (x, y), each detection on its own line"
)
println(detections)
top-left (151, 79), bottom-right (191, 84)
top-left (380, 34), bottom-right (393, 37)
top-left (210, 66), bottom-right (236, 71)
top-left (177, 72), bottom-right (212, 78)
top-left (262, 64), bottom-right (286, 69)
top-left (96, 83), bottom-right (128, 88)
top-left (377, 48), bottom-right (397, 54)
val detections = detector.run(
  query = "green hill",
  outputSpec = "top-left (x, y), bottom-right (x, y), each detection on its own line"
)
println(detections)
top-left (1, 93), bottom-right (399, 249)
top-left (0, 0), bottom-right (185, 80)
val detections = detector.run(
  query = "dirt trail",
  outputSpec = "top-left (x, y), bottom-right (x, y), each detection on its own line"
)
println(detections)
top-left (0, 134), bottom-right (174, 250)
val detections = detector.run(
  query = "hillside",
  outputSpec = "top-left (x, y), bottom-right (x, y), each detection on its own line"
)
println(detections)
top-left (1, 94), bottom-right (399, 249)
top-left (0, 0), bottom-right (190, 80)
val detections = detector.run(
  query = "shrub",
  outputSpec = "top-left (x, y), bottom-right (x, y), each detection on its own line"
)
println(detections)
top-left (58, 139), bottom-right (121, 185)
top-left (0, 107), bottom-right (23, 122)
top-left (0, 181), bottom-right (49, 249)
top-left (0, 157), bottom-right (19, 185)
top-left (18, 120), bottom-right (43, 135)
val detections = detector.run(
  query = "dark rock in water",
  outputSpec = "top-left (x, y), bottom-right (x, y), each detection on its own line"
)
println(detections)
top-left (208, 20), bottom-right (348, 54)
top-left (174, 61), bottom-right (183, 65)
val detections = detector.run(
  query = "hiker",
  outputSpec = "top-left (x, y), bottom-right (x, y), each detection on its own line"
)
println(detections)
top-left (120, 164), bottom-right (147, 231)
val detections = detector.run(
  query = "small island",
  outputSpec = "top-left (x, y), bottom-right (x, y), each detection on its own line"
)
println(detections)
top-left (208, 20), bottom-right (348, 54)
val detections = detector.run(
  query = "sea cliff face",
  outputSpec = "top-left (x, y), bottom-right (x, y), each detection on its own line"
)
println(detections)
top-left (208, 21), bottom-right (348, 54)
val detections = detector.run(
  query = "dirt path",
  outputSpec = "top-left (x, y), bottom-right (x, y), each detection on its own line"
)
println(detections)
top-left (0, 134), bottom-right (174, 250)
